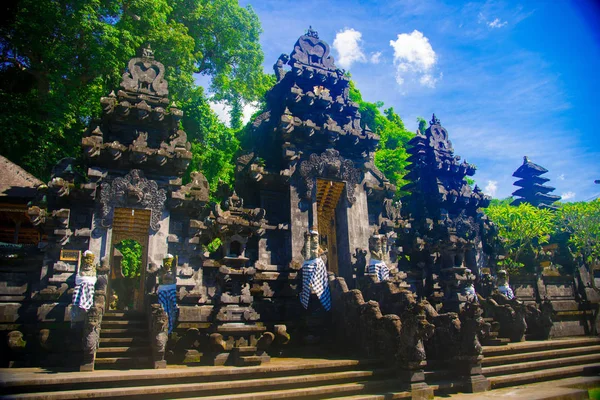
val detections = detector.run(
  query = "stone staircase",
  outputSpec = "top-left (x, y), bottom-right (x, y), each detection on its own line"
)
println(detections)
top-left (95, 310), bottom-right (151, 369)
top-left (0, 359), bottom-right (410, 400)
top-left (2, 339), bottom-right (600, 399)
top-left (482, 336), bottom-right (600, 389)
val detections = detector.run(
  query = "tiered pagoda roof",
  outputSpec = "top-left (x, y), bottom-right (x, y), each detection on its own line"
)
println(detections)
top-left (81, 47), bottom-right (191, 176)
top-left (511, 156), bottom-right (561, 208)
top-left (402, 114), bottom-right (490, 220)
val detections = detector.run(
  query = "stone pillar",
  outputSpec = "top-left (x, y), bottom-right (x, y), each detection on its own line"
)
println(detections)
top-left (337, 185), bottom-right (370, 286)
top-left (290, 184), bottom-right (310, 266)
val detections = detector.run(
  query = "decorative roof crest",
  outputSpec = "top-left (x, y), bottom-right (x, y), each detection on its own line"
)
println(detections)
top-left (430, 113), bottom-right (440, 126)
top-left (306, 26), bottom-right (319, 39)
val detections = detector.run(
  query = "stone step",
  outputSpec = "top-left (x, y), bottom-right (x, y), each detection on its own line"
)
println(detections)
top-left (187, 379), bottom-right (399, 400)
top-left (94, 356), bottom-right (151, 370)
top-left (99, 337), bottom-right (149, 346)
top-left (489, 361), bottom-right (600, 389)
top-left (324, 393), bottom-right (411, 400)
top-left (96, 346), bottom-right (150, 355)
top-left (103, 311), bottom-right (145, 320)
top-left (100, 328), bottom-right (147, 336)
top-left (0, 359), bottom-right (384, 394)
top-left (4, 369), bottom-right (394, 399)
top-left (102, 320), bottom-right (146, 327)
top-left (483, 353), bottom-right (600, 377)
top-left (483, 337), bottom-right (600, 357)
top-left (483, 344), bottom-right (600, 367)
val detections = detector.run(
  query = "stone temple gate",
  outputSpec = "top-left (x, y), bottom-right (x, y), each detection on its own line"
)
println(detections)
top-left (1, 28), bottom-right (598, 398)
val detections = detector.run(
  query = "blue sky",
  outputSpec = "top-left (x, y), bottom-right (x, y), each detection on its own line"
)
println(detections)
top-left (216, 0), bottom-right (600, 201)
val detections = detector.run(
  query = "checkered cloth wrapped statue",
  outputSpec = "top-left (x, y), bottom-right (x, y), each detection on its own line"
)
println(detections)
top-left (300, 230), bottom-right (331, 311)
top-left (498, 285), bottom-right (514, 300)
top-left (497, 270), bottom-right (515, 300)
top-left (72, 275), bottom-right (97, 311)
top-left (158, 283), bottom-right (178, 334)
top-left (367, 259), bottom-right (390, 282)
top-left (158, 254), bottom-right (178, 334)
top-left (71, 250), bottom-right (98, 325)
top-left (367, 233), bottom-right (390, 282)
top-left (301, 257), bottom-right (331, 311)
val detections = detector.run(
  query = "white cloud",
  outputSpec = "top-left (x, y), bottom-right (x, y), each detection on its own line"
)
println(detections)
top-left (209, 100), bottom-right (260, 127)
top-left (488, 18), bottom-right (508, 28)
top-left (333, 28), bottom-right (367, 69)
top-left (484, 180), bottom-right (498, 197)
top-left (478, 13), bottom-right (508, 29)
top-left (242, 102), bottom-right (260, 125)
top-left (389, 30), bottom-right (438, 88)
top-left (209, 101), bottom-right (230, 125)
top-left (561, 191), bottom-right (576, 200)
top-left (370, 51), bottom-right (382, 64)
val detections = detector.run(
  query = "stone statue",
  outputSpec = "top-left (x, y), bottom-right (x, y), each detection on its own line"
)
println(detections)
top-left (496, 270), bottom-right (514, 299)
top-left (71, 250), bottom-right (98, 325)
top-left (367, 233), bottom-right (390, 282)
top-left (157, 254), bottom-right (178, 334)
top-left (300, 231), bottom-right (331, 311)
top-left (273, 53), bottom-right (289, 82)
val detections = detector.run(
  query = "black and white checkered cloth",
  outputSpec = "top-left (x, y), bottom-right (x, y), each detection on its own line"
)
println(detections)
top-left (498, 284), bottom-right (514, 300)
top-left (367, 259), bottom-right (390, 282)
top-left (158, 284), bottom-right (178, 334)
top-left (72, 275), bottom-right (97, 311)
top-left (300, 258), bottom-right (331, 311)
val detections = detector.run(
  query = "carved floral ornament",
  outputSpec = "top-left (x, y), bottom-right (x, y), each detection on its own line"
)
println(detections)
top-left (299, 149), bottom-right (362, 204)
top-left (99, 170), bottom-right (166, 231)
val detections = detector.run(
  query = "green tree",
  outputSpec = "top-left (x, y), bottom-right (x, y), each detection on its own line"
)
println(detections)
top-left (348, 81), bottom-right (414, 197)
top-left (556, 200), bottom-right (600, 267)
top-left (485, 203), bottom-right (556, 271)
top-left (0, 0), bottom-right (268, 186)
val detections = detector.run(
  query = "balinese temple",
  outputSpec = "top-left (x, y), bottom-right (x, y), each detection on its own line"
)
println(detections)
top-left (1, 28), bottom-right (599, 399)
top-left (510, 156), bottom-right (561, 208)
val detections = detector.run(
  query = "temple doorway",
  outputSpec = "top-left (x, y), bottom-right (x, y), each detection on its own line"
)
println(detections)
top-left (108, 208), bottom-right (150, 311)
top-left (316, 179), bottom-right (345, 275)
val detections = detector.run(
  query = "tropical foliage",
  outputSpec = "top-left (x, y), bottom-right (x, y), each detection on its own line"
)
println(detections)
top-left (115, 239), bottom-right (142, 278)
top-left (0, 0), bottom-right (269, 188)
top-left (348, 81), bottom-right (414, 197)
top-left (485, 203), bottom-right (556, 270)
top-left (556, 200), bottom-right (600, 266)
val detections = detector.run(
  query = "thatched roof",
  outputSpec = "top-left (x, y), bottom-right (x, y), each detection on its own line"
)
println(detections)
top-left (0, 155), bottom-right (42, 198)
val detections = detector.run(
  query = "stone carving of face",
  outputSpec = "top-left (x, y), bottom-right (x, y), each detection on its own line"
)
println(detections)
top-left (81, 251), bottom-right (96, 274)
top-left (369, 234), bottom-right (385, 261)
top-left (302, 231), bottom-right (321, 260)
top-left (497, 270), bottom-right (509, 286)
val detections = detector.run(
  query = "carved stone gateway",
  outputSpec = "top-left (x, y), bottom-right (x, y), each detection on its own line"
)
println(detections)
top-left (99, 170), bottom-right (166, 231)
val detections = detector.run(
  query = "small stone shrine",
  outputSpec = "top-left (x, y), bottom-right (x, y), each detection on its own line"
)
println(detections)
top-left (397, 114), bottom-right (491, 310)
top-left (510, 156), bottom-right (561, 208)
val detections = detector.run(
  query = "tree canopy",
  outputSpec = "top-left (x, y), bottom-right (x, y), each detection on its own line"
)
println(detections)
top-left (0, 0), bottom-right (269, 185)
top-left (348, 80), bottom-right (414, 197)
top-left (484, 202), bottom-right (556, 271)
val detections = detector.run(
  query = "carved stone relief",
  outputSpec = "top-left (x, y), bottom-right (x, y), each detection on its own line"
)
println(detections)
top-left (99, 169), bottom-right (166, 231)
top-left (299, 148), bottom-right (361, 204)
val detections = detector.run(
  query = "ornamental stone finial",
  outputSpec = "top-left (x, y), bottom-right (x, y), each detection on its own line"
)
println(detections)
top-left (306, 26), bottom-right (319, 39)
